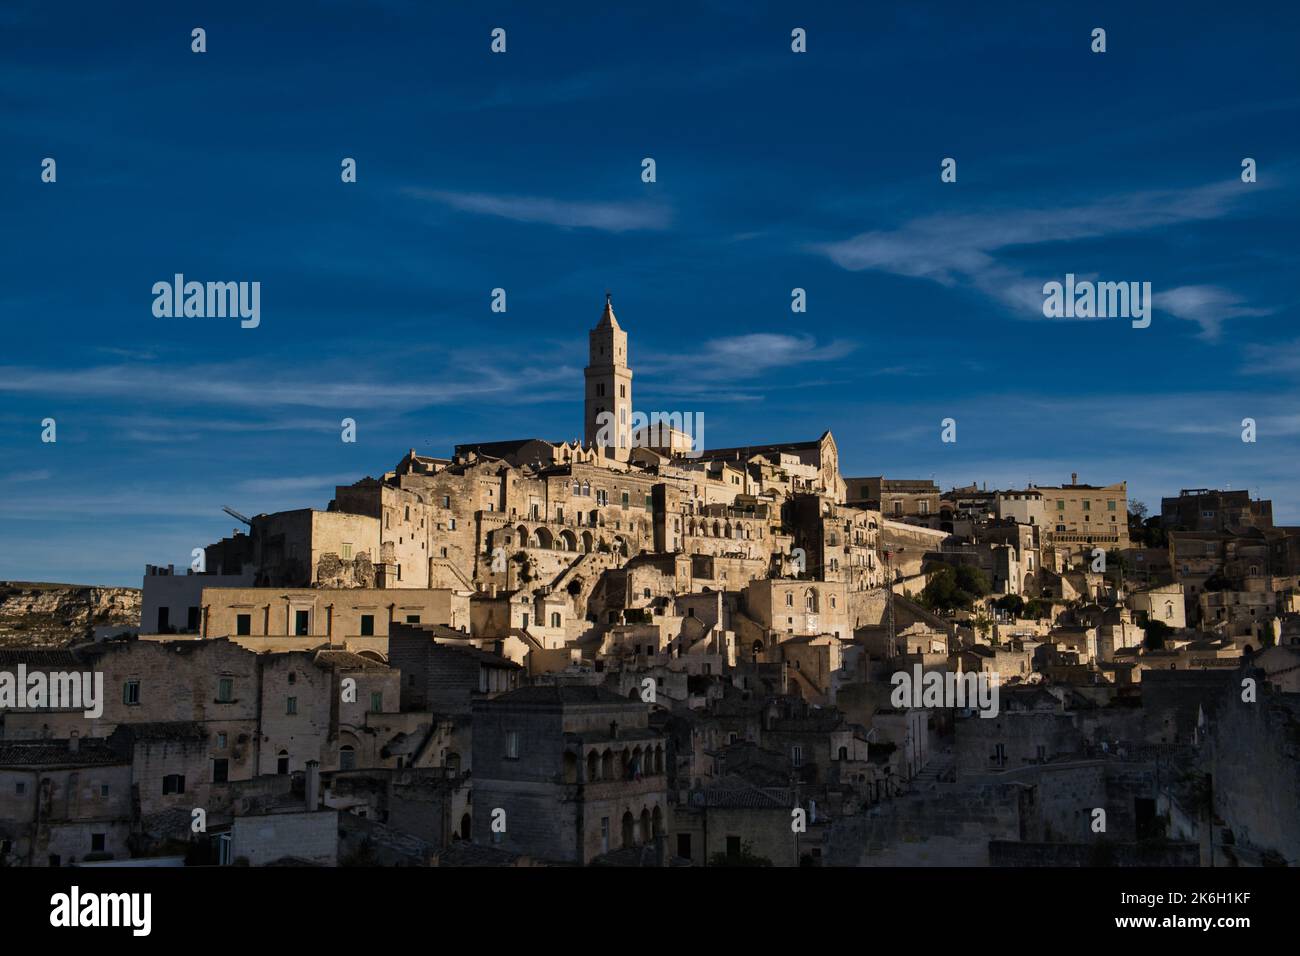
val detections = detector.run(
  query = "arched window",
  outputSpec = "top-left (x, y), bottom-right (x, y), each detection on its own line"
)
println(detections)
top-left (277, 750), bottom-right (289, 775)
top-left (805, 588), bottom-right (819, 613)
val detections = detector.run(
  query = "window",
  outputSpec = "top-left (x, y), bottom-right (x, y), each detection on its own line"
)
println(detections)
top-left (1057, 500), bottom-right (1065, 511)
top-left (123, 680), bottom-right (140, 705)
top-left (550, 612), bottom-right (561, 628)
top-left (506, 730), bottom-right (520, 759)
top-left (100, 784), bottom-right (109, 797)
top-left (621, 492), bottom-right (630, 509)
top-left (216, 733), bottom-right (227, 749)
top-left (286, 697), bottom-right (297, 715)
top-left (370, 692), bottom-right (383, 712)
top-left (792, 745), bottom-right (803, 767)
top-left (339, 746), bottom-right (356, 771)
top-left (294, 609), bottom-right (310, 635)
top-left (360, 614), bottom-right (374, 636)
top-left (162, 774), bottom-right (186, 795)
top-left (187, 606), bottom-right (200, 631)
top-left (1108, 500), bottom-right (1117, 511)
top-left (442, 495), bottom-right (450, 508)
top-left (15, 781), bottom-right (26, 795)
top-left (405, 614), bottom-right (421, 624)
top-left (726, 836), bottom-right (742, 859)
top-left (211, 759), bottom-right (228, 784)
top-left (277, 751), bottom-right (289, 774)
top-left (1083, 500), bottom-right (1091, 511)
top-left (341, 542), bottom-right (352, 559)
top-left (91, 833), bottom-right (105, 853)
top-left (521, 613), bottom-right (530, 628)
top-left (236, 613), bottom-right (251, 636)
top-left (786, 593), bottom-right (793, 606)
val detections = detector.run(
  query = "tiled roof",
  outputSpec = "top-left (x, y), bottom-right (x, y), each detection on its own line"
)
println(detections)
top-left (314, 649), bottom-right (389, 670)
top-left (0, 649), bottom-right (84, 667)
top-left (697, 775), bottom-right (792, 809)
top-left (0, 739), bottom-right (125, 768)
top-left (115, 721), bottom-right (209, 742)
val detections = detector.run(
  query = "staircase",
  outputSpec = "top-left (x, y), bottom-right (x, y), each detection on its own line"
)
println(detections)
top-left (908, 750), bottom-right (955, 791)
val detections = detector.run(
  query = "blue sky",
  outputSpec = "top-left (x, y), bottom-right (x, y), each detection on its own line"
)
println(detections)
top-left (2, 0), bottom-right (1298, 586)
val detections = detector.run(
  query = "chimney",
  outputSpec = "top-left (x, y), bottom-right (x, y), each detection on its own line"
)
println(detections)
top-left (1071, 472), bottom-right (1078, 485)
top-left (305, 760), bottom-right (321, 811)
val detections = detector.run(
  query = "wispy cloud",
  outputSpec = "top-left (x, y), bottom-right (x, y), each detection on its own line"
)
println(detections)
top-left (1242, 338), bottom-right (1300, 374)
top-left (0, 356), bottom-right (576, 413)
top-left (1155, 285), bottom-right (1274, 340)
top-left (813, 180), bottom-right (1270, 334)
top-left (633, 333), bottom-right (857, 403)
top-left (406, 188), bottom-right (672, 232)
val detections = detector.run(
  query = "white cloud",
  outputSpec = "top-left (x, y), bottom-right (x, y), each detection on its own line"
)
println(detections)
top-left (814, 180), bottom-right (1268, 332)
top-left (1155, 285), bottom-right (1273, 340)
top-left (406, 188), bottom-right (672, 232)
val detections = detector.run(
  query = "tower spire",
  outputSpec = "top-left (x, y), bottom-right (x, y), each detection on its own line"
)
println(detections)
top-left (598, 290), bottom-right (619, 330)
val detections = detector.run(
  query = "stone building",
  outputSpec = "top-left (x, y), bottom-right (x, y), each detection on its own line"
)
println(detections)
top-left (471, 685), bottom-right (669, 864)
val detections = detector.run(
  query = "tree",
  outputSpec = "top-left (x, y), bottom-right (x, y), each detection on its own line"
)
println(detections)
top-left (994, 594), bottom-right (1026, 617)
top-left (954, 564), bottom-right (990, 598)
top-left (919, 565), bottom-right (977, 613)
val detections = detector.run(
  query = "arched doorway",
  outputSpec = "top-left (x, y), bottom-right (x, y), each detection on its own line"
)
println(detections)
top-left (621, 811), bottom-right (635, 848)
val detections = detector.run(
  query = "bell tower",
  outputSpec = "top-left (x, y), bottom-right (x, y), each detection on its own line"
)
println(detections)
top-left (584, 293), bottom-right (633, 461)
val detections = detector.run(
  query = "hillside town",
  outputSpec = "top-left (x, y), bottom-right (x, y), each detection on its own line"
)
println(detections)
top-left (2, 297), bottom-right (1298, 868)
